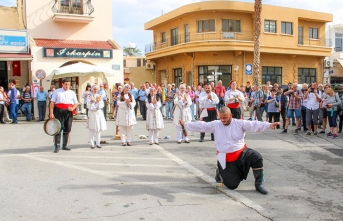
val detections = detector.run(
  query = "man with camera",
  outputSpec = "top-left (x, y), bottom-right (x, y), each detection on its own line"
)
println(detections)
top-left (303, 82), bottom-right (322, 135)
top-left (280, 83), bottom-right (303, 135)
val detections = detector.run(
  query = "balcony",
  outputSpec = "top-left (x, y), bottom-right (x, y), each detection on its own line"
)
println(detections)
top-left (51, 0), bottom-right (94, 23)
top-left (298, 36), bottom-right (332, 48)
top-left (145, 31), bottom-right (254, 53)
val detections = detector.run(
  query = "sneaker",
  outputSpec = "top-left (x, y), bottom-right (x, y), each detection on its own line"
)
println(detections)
top-left (280, 129), bottom-right (287, 134)
top-left (319, 130), bottom-right (325, 134)
top-left (306, 131), bottom-right (311, 135)
top-left (294, 129), bottom-right (299, 135)
top-left (327, 132), bottom-right (333, 137)
top-left (313, 131), bottom-right (318, 135)
top-left (248, 118), bottom-right (252, 121)
top-left (333, 134), bottom-right (338, 139)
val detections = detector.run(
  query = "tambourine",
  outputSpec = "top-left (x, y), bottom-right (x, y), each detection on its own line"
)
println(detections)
top-left (44, 118), bottom-right (62, 136)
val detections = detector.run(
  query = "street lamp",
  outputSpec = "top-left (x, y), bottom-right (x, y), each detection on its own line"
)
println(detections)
top-left (234, 65), bottom-right (239, 80)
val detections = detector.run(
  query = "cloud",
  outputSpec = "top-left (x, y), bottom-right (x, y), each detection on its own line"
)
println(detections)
top-left (0, 0), bottom-right (16, 7)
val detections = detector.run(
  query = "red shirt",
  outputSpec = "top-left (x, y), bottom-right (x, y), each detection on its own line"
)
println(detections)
top-left (215, 86), bottom-right (226, 98)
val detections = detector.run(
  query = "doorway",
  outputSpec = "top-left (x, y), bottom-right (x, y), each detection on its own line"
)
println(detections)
top-left (0, 61), bottom-right (8, 91)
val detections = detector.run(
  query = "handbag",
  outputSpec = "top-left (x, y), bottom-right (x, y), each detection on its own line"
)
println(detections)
top-left (5, 99), bottom-right (10, 107)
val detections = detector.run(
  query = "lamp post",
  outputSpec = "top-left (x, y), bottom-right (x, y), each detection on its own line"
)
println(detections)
top-left (234, 65), bottom-right (239, 81)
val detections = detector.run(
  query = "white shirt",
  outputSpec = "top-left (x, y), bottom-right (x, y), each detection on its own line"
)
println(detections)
top-left (51, 88), bottom-right (78, 104)
top-left (199, 92), bottom-right (219, 108)
top-left (306, 91), bottom-right (321, 110)
top-left (224, 89), bottom-right (244, 104)
top-left (0, 92), bottom-right (4, 105)
top-left (184, 119), bottom-right (270, 169)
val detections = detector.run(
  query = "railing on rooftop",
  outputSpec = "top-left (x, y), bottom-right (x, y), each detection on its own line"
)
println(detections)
top-left (145, 30), bottom-right (254, 53)
top-left (52, 0), bottom-right (94, 16)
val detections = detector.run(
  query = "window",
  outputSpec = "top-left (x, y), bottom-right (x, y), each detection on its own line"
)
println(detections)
top-left (309, 28), bottom-right (318, 39)
top-left (264, 20), bottom-right (276, 33)
top-left (261, 67), bottom-right (282, 85)
top-left (197, 19), bottom-right (215, 33)
top-left (222, 19), bottom-right (241, 32)
top-left (60, 0), bottom-right (82, 14)
top-left (281, 22), bottom-right (293, 35)
top-left (184, 24), bottom-right (189, 43)
top-left (171, 28), bottom-right (178, 46)
top-left (161, 32), bottom-right (166, 43)
top-left (335, 33), bottom-right (343, 52)
top-left (123, 59), bottom-right (126, 67)
top-left (174, 68), bottom-right (182, 87)
top-left (198, 65), bottom-right (232, 86)
top-left (137, 58), bottom-right (142, 67)
top-left (298, 68), bottom-right (316, 84)
top-left (143, 59), bottom-right (146, 66)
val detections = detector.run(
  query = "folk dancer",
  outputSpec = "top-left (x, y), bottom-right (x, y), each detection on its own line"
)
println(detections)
top-left (173, 84), bottom-right (192, 144)
top-left (179, 107), bottom-right (280, 195)
top-left (87, 85), bottom-right (107, 148)
top-left (224, 80), bottom-right (245, 119)
top-left (50, 78), bottom-right (78, 153)
top-left (145, 87), bottom-right (164, 145)
top-left (116, 84), bottom-right (136, 146)
top-left (199, 83), bottom-right (219, 142)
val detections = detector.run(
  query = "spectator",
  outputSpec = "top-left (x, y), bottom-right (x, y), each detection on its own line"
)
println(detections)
top-left (215, 80), bottom-right (226, 110)
top-left (36, 86), bottom-right (48, 122)
top-left (323, 87), bottom-right (341, 138)
top-left (0, 86), bottom-right (5, 124)
top-left (194, 84), bottom-right (202, 119)
top-left (7, 81), bottom-right (18, 123)
top-left (300, 83), bottom-right (308, 132)
top-left (319, 84), bottom-right (331, 133)
top-left (165, 84), bottom-right (175, 120)
top-left (304, 82), bottom-right (321, 135)
top-left (254, 84), bottom-right (264, 121)
top-left (82, 85), bottom-right (91, 117)
top-left (111, 86), bottom-right (122, 120)
top-left (138, 85), bottom-right (148, 120)
top-left (97, 84), bottom-right (108, 120)
top-left (21, 86), bottom-right (33, 121)
top-left (186, 85), bottom-right (195, 120)
top-left (278, 87), bottom-right (288, 129)
top-left (248, 85), bottom-right (257, 121)
top-left (130, 82), bottom-right (139, 116)
top-left (266, 88), bottom-right (280, 127)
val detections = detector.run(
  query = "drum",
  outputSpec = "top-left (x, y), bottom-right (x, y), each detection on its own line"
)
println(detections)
top-left (44, 118), bottom-right (62, 136)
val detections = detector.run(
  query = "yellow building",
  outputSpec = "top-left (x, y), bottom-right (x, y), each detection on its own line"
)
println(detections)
top-left (144, 1), bottom-right (333, 88)
top-left (123, 56), bottom-right (155, 87)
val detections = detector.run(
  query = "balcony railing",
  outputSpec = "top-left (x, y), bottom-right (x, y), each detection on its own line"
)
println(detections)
top-left (298, 36), bottom-right (332, 47)
top-left (52, 0), bottom-right (94, 16)
top-left (145, 31), bottom-right (254, 53)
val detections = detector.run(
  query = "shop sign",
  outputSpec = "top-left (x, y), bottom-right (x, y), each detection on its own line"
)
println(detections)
top-left (0, 29), bottom-right (28, 53)
top-left (43, 48), bottom-right (112, 59)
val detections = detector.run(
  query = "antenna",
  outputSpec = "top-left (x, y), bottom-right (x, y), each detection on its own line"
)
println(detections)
top-left (161, 10), bottom-right (163, 15)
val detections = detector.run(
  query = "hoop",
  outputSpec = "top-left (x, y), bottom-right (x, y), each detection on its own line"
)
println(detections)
top-left (44, 118), bottom-right (62, 136)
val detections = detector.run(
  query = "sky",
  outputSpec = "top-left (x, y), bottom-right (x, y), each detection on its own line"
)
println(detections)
top-left (2, 0), bottom-right (343, 53)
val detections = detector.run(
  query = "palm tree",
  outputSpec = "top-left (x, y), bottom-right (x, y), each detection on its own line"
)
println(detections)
top-left (123, 46), bottom-right (142, 56)
top-left (253, 0), bottom-right (262, 85)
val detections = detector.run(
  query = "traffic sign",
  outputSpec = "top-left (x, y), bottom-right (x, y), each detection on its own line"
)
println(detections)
top-left (245, 64), bottom-right (252, 75)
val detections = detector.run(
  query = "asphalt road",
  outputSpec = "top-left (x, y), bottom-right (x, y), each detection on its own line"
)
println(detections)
top-left (1, 114), bottom-right (343, 221)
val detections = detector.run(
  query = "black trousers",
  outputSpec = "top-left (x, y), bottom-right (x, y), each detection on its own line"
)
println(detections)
top-left (218, 148), bottom-right (263, 190)
top-left (0, 104), bottom-right (4, 122)
top-left (102, 101), bottom-right (107, 119)
top-left (339, 114), bottom-right (343, 132)
top-left (134, 99), bottom-right (139, 116)
top-left (280, 107), bottom-right (286, 129)
top-left (268, 112), bottom-right (280, 125)
top-left (230, 107), bottom-right (241, 119)
top-left (139, 100), bottom-right (146, 120)
top-left (53, 107), bottom-right (73, 134)
top-left (200, 109), bottom-right (216, 139)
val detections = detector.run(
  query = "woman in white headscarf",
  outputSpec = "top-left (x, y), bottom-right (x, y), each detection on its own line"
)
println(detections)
top-left (173, 84), bottom-right (192, 144)
top-left (87, 85), bottom-right (107, 148)
top-left (145, 87), bottom-right (164, 145)
top-left (116, 84), bottom-right (136, 146)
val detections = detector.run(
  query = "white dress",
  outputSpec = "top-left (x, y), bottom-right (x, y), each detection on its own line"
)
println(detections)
top-left (173, 93), bottom-right (192, 126)
top-left (116, 93), bottom-right (137, 126)
top-left (87, 94), bottom-right (107, 132)
top-left (145, 99), bottom-right (164, 130)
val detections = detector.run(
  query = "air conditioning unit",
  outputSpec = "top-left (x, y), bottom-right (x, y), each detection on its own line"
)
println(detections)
top-left (324, 59), bottom-right (332, 68)
top-left (146, 63), bottom-right (154, 70)
top-left (223, 32), bottom-right (235, 39)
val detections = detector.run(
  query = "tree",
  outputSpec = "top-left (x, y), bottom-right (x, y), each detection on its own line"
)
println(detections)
top-left (123, 46), bottom-right (142, 56)
top-left (253, 0), bottom-right (262, 85)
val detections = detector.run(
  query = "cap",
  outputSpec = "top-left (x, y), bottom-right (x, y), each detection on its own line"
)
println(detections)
top-left (318, 84), bottom-right (323, 87)
top-left (172, 83), bottom-right (175, 86)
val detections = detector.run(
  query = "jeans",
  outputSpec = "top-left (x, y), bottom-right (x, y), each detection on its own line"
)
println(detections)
top-left (9, 102), bottom-right (18, 122)
top-left (166, 102), bottom-right (173, 119)
top-left (216, 98), bottom-right (225, 110)
top-left (190, 103), bottom-right (195, 120)
top-left (327, 110), bottom-right (338, 128)
top-left (38, 101), bottom-right (46, 121)
top-left (22, 102), bottom-right (32, 120)
top-left (139, 100), bottom-right (146, 120)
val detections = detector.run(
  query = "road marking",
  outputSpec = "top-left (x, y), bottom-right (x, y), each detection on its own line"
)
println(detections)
top-left (65, 161), bottom-right (179, 168)
top-left (27, 154), bottom-right (167, 160)
top-left (153, 145), bottom-right (267, 214)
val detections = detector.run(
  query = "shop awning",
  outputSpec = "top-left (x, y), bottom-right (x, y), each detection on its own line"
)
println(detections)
top-left (0, 53), bottom-right (32, 61)
top-left (336, 59), bottom-right (343, 67)
top-left (51, 62), bottom-right (114, 79)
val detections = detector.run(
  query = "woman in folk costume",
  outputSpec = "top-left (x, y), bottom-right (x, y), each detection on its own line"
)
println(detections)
top-left (116, 84), bottom-right (137, 146)
top-left (145, 87), bottom-right (164, 145)
top-left (173, 84), bottom-right (192, 144)
top-left (87, 85), bottom-right (107, 148)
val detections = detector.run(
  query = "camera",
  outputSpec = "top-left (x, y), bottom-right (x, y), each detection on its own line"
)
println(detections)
top-left (289, 92), bottom-right (294, 95)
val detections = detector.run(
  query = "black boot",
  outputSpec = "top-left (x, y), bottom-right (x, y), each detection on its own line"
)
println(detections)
top-left (53, 134), bottom-right (61, 153)
top-left (215, 168), bottom-right (222, 183)
top-left (199, 133), bottom-right (204, 142)
top-left (62, 133), bottom-right (71, 151)
top-left (253, 169), bottom-right (268, 195)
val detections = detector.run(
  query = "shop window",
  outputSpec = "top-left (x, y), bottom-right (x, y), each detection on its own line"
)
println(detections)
top-left (264, 20), bottom-right (276, 33)
top-left (335, 33), bottom-right (343, 52)
top-left (197, 19), bottom-right (215, 33)
top-left (281, 22), bottom-right (293, 35)
top-left (262, 67), bottom-right (282, 85)
top-left (174, 68), bottom-right (182, 87)
top-left (309, 27), bottom-right (318, 39)
top-left (198, 65), bottom-right (232, 87)
top-left (222, 19), bottom-right (241, 32)
top-left (298, 68), bottom-right (316, 84)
